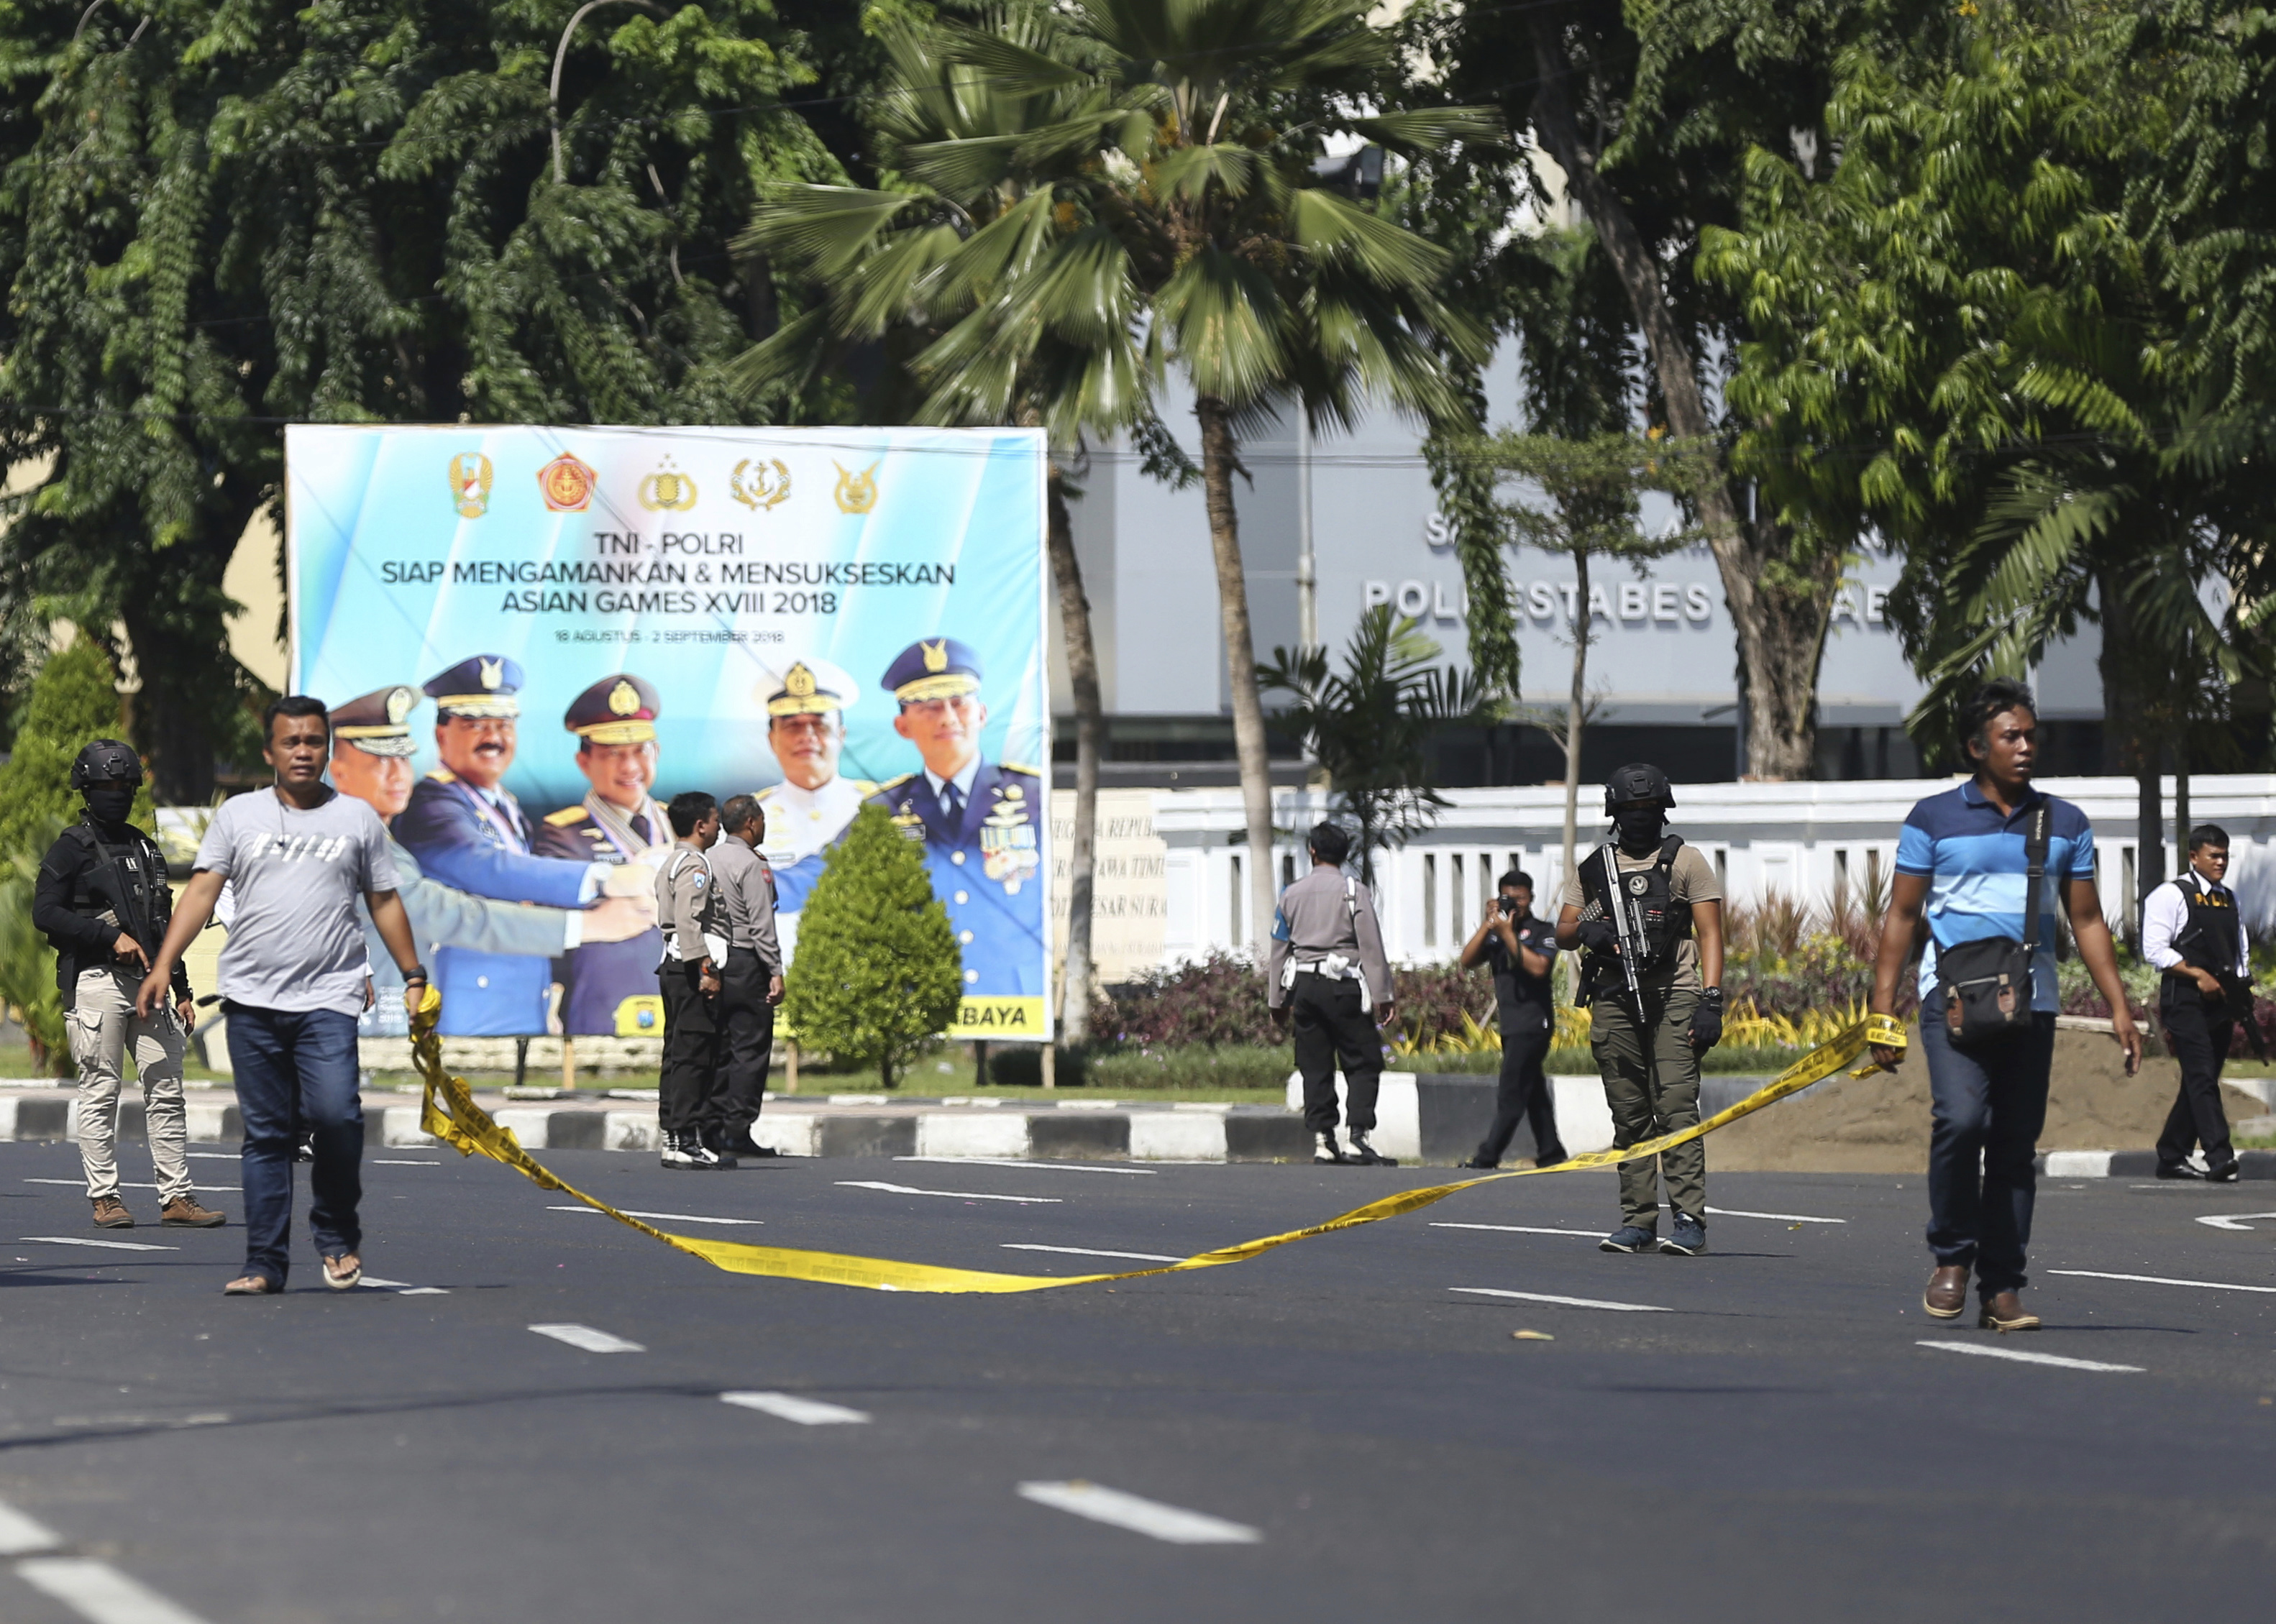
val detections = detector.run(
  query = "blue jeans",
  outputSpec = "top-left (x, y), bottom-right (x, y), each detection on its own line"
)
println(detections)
top-left (225, 1004), bottom-right (362, 1286)
top-left (1919, 987), bottom-right (2055, 1298)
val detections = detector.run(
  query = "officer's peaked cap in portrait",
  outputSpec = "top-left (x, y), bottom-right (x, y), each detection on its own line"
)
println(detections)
top-left (566, 674), bottom-right (660, 746)
top-left (884, 637), bottom-right (982, 704)
top-left (759, 657), bottom-right (858, 719)
top-left (1604, 761), bottom-right (1676, 813)
top-left (330, 686), bottom-right (421, 757)
top-left (424, 654), bottom-right (524, 719)
top-left (70, 738), bottom-right (143, 789)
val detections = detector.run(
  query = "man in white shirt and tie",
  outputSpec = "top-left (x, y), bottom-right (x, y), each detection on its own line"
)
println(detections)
top-left (2142, 822), bottom-right (2252, 1182)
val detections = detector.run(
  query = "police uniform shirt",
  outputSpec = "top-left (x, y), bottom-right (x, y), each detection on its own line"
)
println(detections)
top-left (2143, 870), bottom-right (2250, 978)
top-left (1266, 865), bottom-right (1393, 1009)
top-left (1484, 915), bottom-right (1559, 1033)
top-left (656, 846), bottom-right (728, 964)
top-left (1560, 843), bottom-right (1722, 991)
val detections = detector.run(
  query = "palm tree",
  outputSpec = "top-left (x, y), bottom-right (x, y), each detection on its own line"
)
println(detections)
top-left (730, 9), bottom-right (1133, 1041)
top-left (913, 0), bottom-right (1500, 960)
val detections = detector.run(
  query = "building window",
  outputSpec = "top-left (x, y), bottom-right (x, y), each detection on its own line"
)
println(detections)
top-left (1281, 852), bottom-right (1295, 891)
top-left (1423, 853), bottom-right (1438, 948)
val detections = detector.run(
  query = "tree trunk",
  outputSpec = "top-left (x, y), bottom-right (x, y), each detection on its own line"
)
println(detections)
top-left (1526, 18), bottom-right (1837, 779)
top-left (1195, 395), bottom-right (1278, 962)
top-left (1045, 462), bottom-right (1102, 1045)
top-left (1563, 545), bottom-right (1589, 879)
top-left (2096, 565), bottom-right (2164, 923)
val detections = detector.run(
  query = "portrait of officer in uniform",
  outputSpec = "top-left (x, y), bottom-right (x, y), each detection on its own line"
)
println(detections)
top-left (753, 658), bottom-right (874, 932)
top-left (864, 638), bottom-right (1044, 1000)
top-left (393, 655), bottom-right (638, 1037)
top-left (329, 685), bottom-right (645, 1039)
top-left (532, 675), bottom-right (670, 1037)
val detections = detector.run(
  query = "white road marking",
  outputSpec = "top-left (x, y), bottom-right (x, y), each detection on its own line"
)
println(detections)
top-left (1016, 1481), bottom-right (1261, 1545)
top-left (1431, 1222), bottom-right (1602, 1238)
top-left (24, 1180), bottom-right (242, 1193)
top-left (2195, 1211), bottom-right (2276, 1232)
top-left (359, 1277), bottom-right (449, 1295)
top-left (2047, 1268), bottom-right (2276, 1295)
top-left (836, 1181), bottom-right (1061, 1204)
top-left (1705, 1206), bottom-right (1846, 1224)
top-left (371, 1160), bottom-right (440, 1167)
top-left (0, 1497), bottom-right (59, 1555)
top-left (1002, 1243), bottom-right (1185, 1263)
top-left (547, 1206), bottom-right (762, 1226)
top-left (1449, 1286), bottom-right (1671, 1313)
top-left (183, 1153), bottom-right (236, 1161)
top-left (528, 1323), bottom-right (644, 1354)
top-left (1916, 1340), bottom-right (2142, 1373)
top-left (720, 1390), bottom-right (871, 1426)
top-left (895, 1157), bottom-right (1156, 1176)
top-left (17, 1556), bottom-right (213, 1623)
top-left (19, 1237), bottom-right (177, 1252)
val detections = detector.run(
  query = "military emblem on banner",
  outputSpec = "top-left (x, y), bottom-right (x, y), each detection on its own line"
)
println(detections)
top-left (833, 459), bottom-right (879, 515)
top-left (537, 452), bottom-right (597, 513)
top-left (638, 459), bottom-right (698, 513)
top-left (980, 784), bottom-right (1038, 892)
top-left (731, 457), bottom-right (791, 511)
top-left (449, 452), bottom-right (493, 519)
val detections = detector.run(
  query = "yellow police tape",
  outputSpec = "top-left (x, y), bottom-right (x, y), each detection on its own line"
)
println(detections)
top-left (408, 991), bottom-right (1896, 1295)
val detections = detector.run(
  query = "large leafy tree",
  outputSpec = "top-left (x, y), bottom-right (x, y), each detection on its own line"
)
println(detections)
top-left (0, 0), bottom-right (841, 797)
top-left (908, 0), bottom-right (1498, 958)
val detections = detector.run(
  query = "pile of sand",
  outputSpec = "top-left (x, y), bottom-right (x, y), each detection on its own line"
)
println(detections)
top-left (1709, 1021), bottom-right (2265, 1173)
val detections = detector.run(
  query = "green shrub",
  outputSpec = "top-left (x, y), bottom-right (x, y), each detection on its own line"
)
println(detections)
top-left (781, 804), bottom-right (963, 1088)
top-left (0, 637), bottom-right (147, 863)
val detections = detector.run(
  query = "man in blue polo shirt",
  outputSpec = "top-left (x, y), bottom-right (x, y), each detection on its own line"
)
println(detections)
top-left (1870, 678), bottom-right (2141, 1333)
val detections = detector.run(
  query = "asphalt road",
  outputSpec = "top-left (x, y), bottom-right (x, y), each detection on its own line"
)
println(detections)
top-left (0, 1136), bottom-right (2270, 1624)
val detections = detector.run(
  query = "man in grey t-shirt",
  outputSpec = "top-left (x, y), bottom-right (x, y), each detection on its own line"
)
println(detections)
top-left (142, 697), bottom-right (430, 1295)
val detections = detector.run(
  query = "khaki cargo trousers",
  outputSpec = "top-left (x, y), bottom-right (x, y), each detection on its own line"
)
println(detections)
top-left (1589, 983), bottom-right (1705, 1229)
top-left (67, 965), bottom-right (192, 1203)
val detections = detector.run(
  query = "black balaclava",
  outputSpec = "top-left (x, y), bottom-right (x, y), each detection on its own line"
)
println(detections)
top-left (84, 785), bottom-right (135, 827)
top-left (1612, 804), bottom-right (1665, 853)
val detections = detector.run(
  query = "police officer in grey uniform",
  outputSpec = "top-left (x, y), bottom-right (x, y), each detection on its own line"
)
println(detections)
top-left (32, 741), bottom-right (227, 1230)
top-left (654, 791), bottom-right (733, 1170)
top-left (1268, 822), bottom-right (1397, 1165)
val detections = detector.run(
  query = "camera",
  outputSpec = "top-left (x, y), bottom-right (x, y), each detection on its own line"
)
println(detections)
top-left (1496, 896), bottom-right (1519, 916)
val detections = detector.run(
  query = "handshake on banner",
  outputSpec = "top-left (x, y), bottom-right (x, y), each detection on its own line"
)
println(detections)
top-left (586, 863), bottom-right (659, 943)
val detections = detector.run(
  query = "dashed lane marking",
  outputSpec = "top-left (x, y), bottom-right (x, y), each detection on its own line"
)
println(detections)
top-left (2195, 1211), bottom-right (2276, 1232)
top-left (720, 1391), bottom-right (871, 1426)
top-left (836, 1181), bottom-right (1062, 1204)
top-left (2047, 1268), bottom-right (2276, 1294)
top-left (19, 1237), bottom-right (177, 1252)
top-left (1016, 1481), bottom-right (1261, 1545)
top-left (24, 1180), bottom-right (242, 1193)
top-left (1002, 1243), bottom-right (1186, 1263)
top-left (17, 1556), bottom-right (213, 1623)
top-left (0, 1499), bottom-right (58, 1556)
top-left (1449, 1286), bottom-right (1671, 1313)
top-left (547, 1206), bottom-right (762, 1226)
top-left (372, 1160), bottom-right (441, 1167)
top-left (1431, 1222), bottom-right (1602, 1238)
top-left (1705, 1206), bottom-right (1846, 1224)
top-left (528, 1323), bottom-right (644, 1354)
top-left (1916, 1340), bottom-right (2142, 1373)
top-left (359, 1277), bottom-right (450, 1295)
top-left (895, 1157), bottom-right (1157, 1175)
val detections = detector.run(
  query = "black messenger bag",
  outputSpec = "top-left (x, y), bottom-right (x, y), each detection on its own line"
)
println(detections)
top-left (1937, 803), bottom-right (2050, 1048)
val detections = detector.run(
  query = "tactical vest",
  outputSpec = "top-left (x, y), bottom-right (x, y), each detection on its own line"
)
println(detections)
top-left (1578, 836), bottom-right (1692, 989)
top-left (2170, 875), bottom-right (2242, 998)
top-left (47, 819), bottom-right (173, 999)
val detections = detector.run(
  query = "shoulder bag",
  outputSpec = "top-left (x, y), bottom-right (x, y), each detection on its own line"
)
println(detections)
top-left (1938, 802), bottom-right (2050, 1048)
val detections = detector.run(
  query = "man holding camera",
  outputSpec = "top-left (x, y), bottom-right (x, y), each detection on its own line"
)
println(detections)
top-left (1458, 870), bottom-right (1568, 1170)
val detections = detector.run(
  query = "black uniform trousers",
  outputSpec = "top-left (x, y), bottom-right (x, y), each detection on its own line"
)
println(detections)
top-left (2157, 988), bottom-right (2237, 1174)
top-left (716, 947), bottom-right (777, 1137)
top-left (1476, 1022), bottom-right (1566, 1165)
top-left (657, 960), bottom-right (726, 1140)
top-left (1289, 972), bottom-right (1383, 1135)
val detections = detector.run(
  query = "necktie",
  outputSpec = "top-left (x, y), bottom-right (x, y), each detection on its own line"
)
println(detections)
top-left (631, 812), bottom-right (651, 845)
top-left (941, 783), bottom-right (963, 824)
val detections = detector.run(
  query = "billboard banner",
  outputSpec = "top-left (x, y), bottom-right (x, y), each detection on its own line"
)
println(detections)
top-left (286, 424), bottom-right (1051, 1044)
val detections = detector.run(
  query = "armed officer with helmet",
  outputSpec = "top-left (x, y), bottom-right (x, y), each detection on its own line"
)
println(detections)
top-left (32, 741), bottom-right (227, 1230)
top-left (1269, 821), bottom-right (1398, 1166)
top-left (1555, 763), bottom-right (1724, 1256)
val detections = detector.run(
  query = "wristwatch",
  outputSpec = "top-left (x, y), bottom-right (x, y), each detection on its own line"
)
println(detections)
top-left (403, 963), bottom-right (430, 986)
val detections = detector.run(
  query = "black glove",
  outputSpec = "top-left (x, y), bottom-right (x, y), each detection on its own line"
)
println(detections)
top-left (1575, 918), bottom-right (1620, 955)
top-left (1690, 987), bottom-right (1725, 1050)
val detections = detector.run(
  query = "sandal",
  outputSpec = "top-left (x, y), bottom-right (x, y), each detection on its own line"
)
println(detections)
top-left (223, 1275), bottom-right (280, 1295)
top-left (321, 1253), bottom-right (362, 1292)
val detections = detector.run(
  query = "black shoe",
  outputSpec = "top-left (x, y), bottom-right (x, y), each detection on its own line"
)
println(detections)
top-left (2206, 1160), bottom-right (2241, 1183)
top-left (1346, 1131), bottom-right (1397, 1167)
top-left (1313, 1131), bottom-right (1350, 1165)
top-left (1457, 1155), bottom-right (1499, 1171)
top-left (1599, 1224), bottom-right (1656, 1254)
top-left (716, 1127), bottom-right (781, 1160)
top-left (2155, 1162), bottom-right (2207, 1180)
top-left (661, 1132), bottom-right (721, 1170)
top-left (294, 1137), bottom-right (314, 1165)
top-left (1533, 1147), bottom-right (1570, 1168)
top-left (698, 1129), bottom-right (741, 1169)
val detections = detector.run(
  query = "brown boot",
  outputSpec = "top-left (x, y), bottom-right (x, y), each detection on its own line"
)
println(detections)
top-left (91, 1196), bottom-right (133, 1229)
top-left (160, 1196), bottom-right (227, 1229)
top-left (1923, 1265), bottom-right (1968, 1319)
top-left (1978, 1290), bottom-right (2042, 1333)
